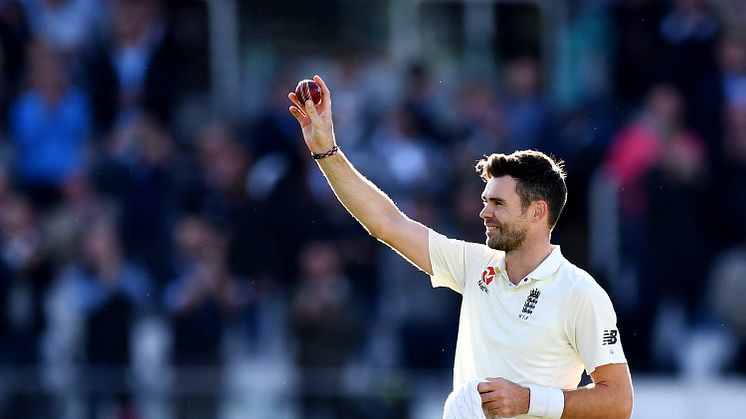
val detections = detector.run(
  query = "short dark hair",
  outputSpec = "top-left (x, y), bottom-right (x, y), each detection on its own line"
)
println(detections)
top-left (475, 150), bottom-right (567, 229)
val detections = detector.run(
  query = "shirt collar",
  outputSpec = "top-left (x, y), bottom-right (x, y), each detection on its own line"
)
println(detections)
top-left (526, 245), bottom-right (565, 281)
top-left (495, 245), bottom-right (565, 282)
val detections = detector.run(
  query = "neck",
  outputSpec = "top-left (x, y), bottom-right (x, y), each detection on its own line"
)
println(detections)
top-left (504, 239), bottom-right (553, 285)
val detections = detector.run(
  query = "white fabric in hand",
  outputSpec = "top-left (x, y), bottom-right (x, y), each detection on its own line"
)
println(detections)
top-left (443, 379), bottom-right (490, 419)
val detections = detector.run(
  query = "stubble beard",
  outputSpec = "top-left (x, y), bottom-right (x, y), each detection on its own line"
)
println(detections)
top-left (486, 220), bottom-right (528, 253)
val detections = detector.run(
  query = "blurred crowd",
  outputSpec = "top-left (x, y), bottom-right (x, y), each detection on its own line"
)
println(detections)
top-left (0, 0), bottom-right (745, 418)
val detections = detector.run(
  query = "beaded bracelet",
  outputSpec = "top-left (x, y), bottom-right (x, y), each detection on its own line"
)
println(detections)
top-left (311, 145), bottom-right (339, 160)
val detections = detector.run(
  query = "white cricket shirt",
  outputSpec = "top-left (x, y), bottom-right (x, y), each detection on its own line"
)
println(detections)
top-left (429, 230), bottom-right (627, 407)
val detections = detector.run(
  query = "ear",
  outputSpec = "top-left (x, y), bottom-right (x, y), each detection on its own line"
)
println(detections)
top-left (532, 201), bottom-right (548, 223)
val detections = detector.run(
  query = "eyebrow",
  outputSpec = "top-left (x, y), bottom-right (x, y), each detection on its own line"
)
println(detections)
top-left (481, 195), bottom-right (506, 204)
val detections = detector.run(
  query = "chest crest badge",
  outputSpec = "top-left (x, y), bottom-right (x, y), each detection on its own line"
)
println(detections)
top-left (519, 288), bottom-right (541, 320)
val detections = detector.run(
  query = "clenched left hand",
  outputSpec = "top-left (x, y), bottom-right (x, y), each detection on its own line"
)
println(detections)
top-left (478, 377), bottom-right (530, 417)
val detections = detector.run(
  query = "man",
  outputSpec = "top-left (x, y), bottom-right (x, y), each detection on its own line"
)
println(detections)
top-left (288, 75), bottom-right (633, 419)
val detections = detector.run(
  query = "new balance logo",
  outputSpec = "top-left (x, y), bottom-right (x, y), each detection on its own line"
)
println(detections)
top-left (603, 329), bottom-right (618, 345)
top-left (519, 288), bottom-right (541, 320)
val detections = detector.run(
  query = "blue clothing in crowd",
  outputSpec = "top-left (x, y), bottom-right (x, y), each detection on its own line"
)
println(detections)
top-left (10, 88), bottom-right (91, 184)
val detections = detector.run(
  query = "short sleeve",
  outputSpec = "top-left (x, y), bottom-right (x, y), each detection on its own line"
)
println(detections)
top-left (429, 229), bottom-right (494, 294)
top-left (568, 283), bottom-right (628, 375)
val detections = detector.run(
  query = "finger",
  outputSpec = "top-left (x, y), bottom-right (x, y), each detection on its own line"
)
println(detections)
top-left (478, 382), bottom-right (491, 394)
top-left (289, 100), bottom-right (307, 116)
top-left (480, 391), bottom-right (494, 403)
top-left (304, 99), bottom-right (322, 125)
top-left (288, 106), bottom-right (306, 123)
top-left (483, 401), bottom-right (501, 413)
top-left (288, 92), bottom-right (304, 110)
top-left (313, 74), bottom-right (331, 106)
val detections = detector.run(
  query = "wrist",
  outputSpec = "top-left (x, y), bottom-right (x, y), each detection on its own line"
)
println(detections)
top-left (527, 384), bottom-right (564, 419)
top-left (310, 144), bottom-right (339, 160)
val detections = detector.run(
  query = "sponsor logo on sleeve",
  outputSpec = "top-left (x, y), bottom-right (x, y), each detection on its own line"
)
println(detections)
top-left (602, 329), bottom-right (618, 345)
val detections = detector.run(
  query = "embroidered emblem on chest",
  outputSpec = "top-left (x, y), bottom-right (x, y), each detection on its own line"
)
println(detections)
top-left (519, 288), bottom-right (541, 320)
top-left (478, 266), bottom-right (496, 294)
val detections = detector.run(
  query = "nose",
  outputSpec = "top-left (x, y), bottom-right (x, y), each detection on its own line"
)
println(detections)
top-left (479, 205), bottom-right (490, 219)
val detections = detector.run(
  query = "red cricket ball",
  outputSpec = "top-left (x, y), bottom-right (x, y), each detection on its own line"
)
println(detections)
top-left (295, 79), bottom-right (322, 105)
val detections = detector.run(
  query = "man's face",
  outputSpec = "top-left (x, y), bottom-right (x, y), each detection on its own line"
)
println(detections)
top-left (479, 176), bottom-right (529, 252)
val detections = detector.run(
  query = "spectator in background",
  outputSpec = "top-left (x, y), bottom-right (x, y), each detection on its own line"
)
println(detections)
top-left (94, 114), bottom-right (183, 288)
top-left (640, 119), bottom-right (710, 372)
top-left (445, 178), bottom-right (489, 244)
top-left (713, 0), bottom-right (746, 32)
top-left (367, 104), bottom-right (448, 207)
top-left (185, 121), bottom-right (295, 290)
top-left (551, 101), bottom-right (616, 270)
top-left (605, 84), bottom-right (707, 371)
top-left (659, 0), bottom-right (721, 83)
top-left (605, 84), bottom-right (699, 226)
top-left (85, 0), bottom-right (179, 133)
top-left (248, 74), bottom-right (307, 160)
top-left (0, 166), bottom-right (9, 395)
top-left (22, 0), bottom-right (99, 56)
top-left (705, 83), bottom-right (746, 371)
top-left (9, 39), bottom-right (91, 210)
top-left (328, 59), bottom-right (369, 151)
top-left (658, 0), bottom-right (721, 140)
top-left (713, 97), bottom-right (746, 247)
top-left (400, 63), bottom-right (451, 146)
top-left (164, 214), bottom-right (247, 419)
top-left (0, 193), bottom-right (53, 419)
top-left (0, 0), bottom-right (31, 125)
top-left (453, 78), bottom-right (504, 163)
top-left (499, 56), bottom-right (556, 153)
top-left (290, 240), bottom-right (361, 419)
top-left (716, 34), bottom-right (746, 114)
top-left (708, 233), bottom-right (746, 374)
top-left (56, 217), bottom-right (152, 419)
top-left (375, 194), bottom-right (459, 376)
top-left (688, 32), bottom-right (746, 161)
top-left (41, 172), bottom-right (115, 271)
top-left (186, 122), bottom-right (251, 223)
top-left (610, 0), bottom-right (665, 109)
top-left (301, 151), bottom-right (380, 320)
top-left (193, 121), bottom-right (302, 355)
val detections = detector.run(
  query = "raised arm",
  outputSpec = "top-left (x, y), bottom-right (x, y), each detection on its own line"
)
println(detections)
top-left (288, 75), bottom-right (432, 275)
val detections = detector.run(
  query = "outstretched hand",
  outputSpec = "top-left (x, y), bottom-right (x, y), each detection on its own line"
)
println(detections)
top-left (478, 377), bottom-right (530, 418)
top-left (288, 75), bottom-right (336, 154)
